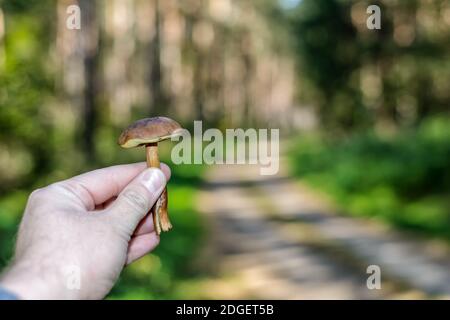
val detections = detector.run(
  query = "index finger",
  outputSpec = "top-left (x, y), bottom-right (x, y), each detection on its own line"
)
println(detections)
top-left (61, 162), bottom-right (171, 210)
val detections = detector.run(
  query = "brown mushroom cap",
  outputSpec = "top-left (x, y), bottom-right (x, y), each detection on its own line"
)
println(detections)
top-left (118, 116), bottom-right (183, 148)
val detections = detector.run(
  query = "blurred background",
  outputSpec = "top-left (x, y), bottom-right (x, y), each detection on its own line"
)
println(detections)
top-left (0, 0), bottom-right (449, 299)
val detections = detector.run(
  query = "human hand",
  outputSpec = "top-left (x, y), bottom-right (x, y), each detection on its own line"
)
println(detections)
top-left (0, 163), bottom-right (170, 299)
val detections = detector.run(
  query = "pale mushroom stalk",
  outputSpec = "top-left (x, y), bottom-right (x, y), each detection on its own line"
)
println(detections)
top-left (146, 142), bottom-right (171, 235)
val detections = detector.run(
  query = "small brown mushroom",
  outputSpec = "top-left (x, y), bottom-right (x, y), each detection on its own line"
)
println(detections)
top-left (118, 116), bottom-right (183, 235)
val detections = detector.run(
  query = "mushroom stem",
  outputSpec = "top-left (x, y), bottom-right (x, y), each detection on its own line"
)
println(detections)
top-left (146, 143), bottom-right (160, 168)
top-left (145, 143), bottom-right (171, 235)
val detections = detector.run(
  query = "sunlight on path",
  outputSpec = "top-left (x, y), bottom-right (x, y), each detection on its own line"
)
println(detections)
top-left (196, 157), bottom-right (450, 299)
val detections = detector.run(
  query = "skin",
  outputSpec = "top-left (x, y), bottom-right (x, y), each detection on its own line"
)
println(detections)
top-left (0, 162), bottom-right (170, 299)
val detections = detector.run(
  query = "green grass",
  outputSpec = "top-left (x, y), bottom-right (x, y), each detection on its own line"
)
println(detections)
top-left (0, 190), bottom-right (28, 268)
top-left (288, 116), bottom-right (450, 240)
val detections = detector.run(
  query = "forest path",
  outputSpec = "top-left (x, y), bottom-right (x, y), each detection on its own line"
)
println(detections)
top-left (196, 156), bottom-right (450, 299)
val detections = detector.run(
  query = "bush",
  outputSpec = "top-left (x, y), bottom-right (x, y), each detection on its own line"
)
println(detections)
top-left (289, 117), bottom-right (450, 239)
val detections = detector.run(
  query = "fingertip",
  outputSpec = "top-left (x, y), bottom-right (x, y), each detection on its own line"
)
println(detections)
top-left (160, 163), bottom-right (171, 181)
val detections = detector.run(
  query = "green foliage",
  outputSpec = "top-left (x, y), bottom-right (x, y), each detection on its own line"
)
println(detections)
top-left (289, 117), bottom-right (450, 239)
top-left (0, 0), bottom-right (448, 299)
top-left (285, 0), bottom-right (450, 130)
top-left (0, 191), bottom-right (27, 266)
top-left (286, 0), bottom-right (366, 129)
top-left (0, 2), bottom-right (56, 190)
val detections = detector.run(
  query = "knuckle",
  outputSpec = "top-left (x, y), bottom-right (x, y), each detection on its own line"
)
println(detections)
top-left (28, 187), bottom-right (47, 202)
top-left (121, 187), bottom-right (149, 213)
top-left (45, 182), bottom-right (67, 195)
top-left (26, 187), bottom-right (51, 217)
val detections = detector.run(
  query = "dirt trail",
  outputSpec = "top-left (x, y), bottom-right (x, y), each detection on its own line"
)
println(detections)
top-left (196, 158), bottom-right (450, 299)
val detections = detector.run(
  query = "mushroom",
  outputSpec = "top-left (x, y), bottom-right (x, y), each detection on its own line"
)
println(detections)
top-left (118, 116), bottom-right (183, 235)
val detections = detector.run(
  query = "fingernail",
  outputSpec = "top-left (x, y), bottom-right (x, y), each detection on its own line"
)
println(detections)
top-left (140, 168), bottom-right (166, 193)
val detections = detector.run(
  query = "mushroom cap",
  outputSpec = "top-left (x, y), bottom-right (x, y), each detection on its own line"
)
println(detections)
top-left (118, 116), bottom-right (183, 148)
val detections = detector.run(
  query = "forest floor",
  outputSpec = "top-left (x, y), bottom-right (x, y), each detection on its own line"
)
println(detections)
top-left (192, 156), bottom-right (450, 299)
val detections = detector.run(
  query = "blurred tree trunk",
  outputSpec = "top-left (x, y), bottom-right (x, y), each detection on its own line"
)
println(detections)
top-left (0, 7), bottom-right (4, 68)
top-left (241, 37), bottom-right (253, 126)
top-left (415, 73), bottom-right (433, 121)
top-left (373, 1), bottom-right (398, 129)
top-left (187, 13), bottom-right (205, 121)
top-left (379, 58), bottom-right (398, 126)
top-left (149, 0), bottom-right (167, 115)
top-left (80, 0), bottom-right (100, 161)
top-left (207, 27), bottom-right (226, 125)
top-left (193, 51), bottom-right (205, 121)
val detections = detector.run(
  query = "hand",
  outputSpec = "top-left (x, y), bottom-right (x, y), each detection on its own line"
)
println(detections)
top-left (0, 163), bottom-right (170, 299)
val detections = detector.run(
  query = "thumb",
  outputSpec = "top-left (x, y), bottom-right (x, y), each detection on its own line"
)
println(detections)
top-left (107, 168), bottom-right (166, 233)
